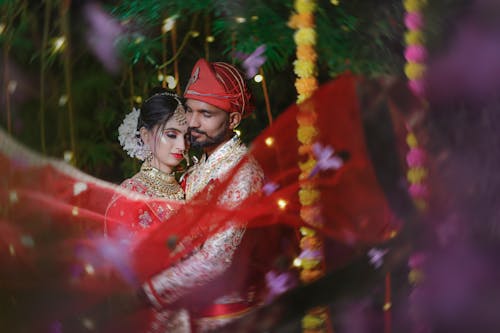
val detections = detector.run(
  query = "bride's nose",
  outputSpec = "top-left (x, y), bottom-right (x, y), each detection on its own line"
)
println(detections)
top-left (176, 139), bottom-right (186, 153)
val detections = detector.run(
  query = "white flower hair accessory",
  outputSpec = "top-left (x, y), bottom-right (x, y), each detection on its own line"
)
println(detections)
top-left (118, 108), bottom-right (149, 160)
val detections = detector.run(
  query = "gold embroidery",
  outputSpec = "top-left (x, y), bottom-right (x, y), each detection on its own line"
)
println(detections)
top-left (186, 136), bottom-right (247, 199)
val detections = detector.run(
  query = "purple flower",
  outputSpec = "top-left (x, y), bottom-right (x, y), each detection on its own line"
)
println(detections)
top-left (262, 182), bottom-right (279, 195)
top-left (309, 142), bottom-right (343, 178)
top-left (265, 270), bottom-right (298, 303)
top-left (234, 45), bottom-right (267, 78)
top-left (368, 248), bottom-right (388, 269)
top-left (298, 249), bottom-right (322, 260)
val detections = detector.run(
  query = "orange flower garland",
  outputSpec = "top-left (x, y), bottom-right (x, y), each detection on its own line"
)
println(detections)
top-left (289, 1), bottom-right (330, 332)
top-left (288, 0), bottom-right (319, 104)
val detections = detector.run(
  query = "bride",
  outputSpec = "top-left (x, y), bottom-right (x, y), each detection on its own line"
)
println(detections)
top-left (105, 90), bottom-right (187, 238)
top-left (104, 90), bottom-right (191, 332)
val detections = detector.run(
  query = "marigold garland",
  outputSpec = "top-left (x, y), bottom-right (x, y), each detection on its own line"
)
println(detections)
top-left (303, 313), bottom-right (326, 329)
top-left (295, 77), bottom-right (319, 96)
top-left (299, 158), bottom-right (316, 174)
top-left (300, 226), bottom-right (316, 236)
top-left (300, 206), bottom-right (322, 225)
top-left (297, 45), bottom-right (319, 61)
top-left (294, 28), bottom-right (317, 44)
top-left (294, 59), bottom-right (317, 78)
top-left (300, 259), bottom-right (322, 270)
top-left (288, 12), bottom-right (314, 28)
top-left (298, 144), bottom-right (313, 156)
top-left (296, 0), bottom-right (317, 13)
top-left (296, 110), bottom-right (318, 126)
top-left (292, 1), bottom-right (319, 104)
top-left (299, 188), bottom-right (321, 206)
top-left (300, 268), bottom-right (323, 283)
top-left (297, 125), bottom-right (319, 144)
top-left (291, 1), bottom-right (330, 332)
top-left (300, 235), bottom-right (323, 250)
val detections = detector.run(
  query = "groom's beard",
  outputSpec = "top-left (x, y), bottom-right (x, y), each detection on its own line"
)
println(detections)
top-left (188, 127), bottom-right (228, 149)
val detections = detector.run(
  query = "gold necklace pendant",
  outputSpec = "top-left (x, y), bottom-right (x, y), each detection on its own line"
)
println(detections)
top-left (137, 163), bottom-right (184, 200)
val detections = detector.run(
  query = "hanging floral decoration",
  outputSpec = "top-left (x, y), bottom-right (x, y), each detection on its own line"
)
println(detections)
top-left (403, 1), bottom-right (430, 332)
top-left (289, 1), bottom-right (329, 332)
top-left (403, 0), bottom-right (429, 212)
top-left (289, 3), bottom-right (319, 104)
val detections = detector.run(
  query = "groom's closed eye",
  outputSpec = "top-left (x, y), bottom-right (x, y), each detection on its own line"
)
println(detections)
top-left (201, 111), bottom-right (212, 118)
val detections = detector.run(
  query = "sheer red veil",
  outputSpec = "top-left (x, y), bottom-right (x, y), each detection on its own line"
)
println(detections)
top-left (0, 74), bottom-right (407, 330)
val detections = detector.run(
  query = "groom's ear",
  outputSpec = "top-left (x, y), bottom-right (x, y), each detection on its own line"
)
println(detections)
top-left (228, 112), bottom-right (242, 130)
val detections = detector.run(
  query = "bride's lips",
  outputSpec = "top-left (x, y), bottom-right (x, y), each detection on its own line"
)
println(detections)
top-left (171, 153), bottom-right (183, 160)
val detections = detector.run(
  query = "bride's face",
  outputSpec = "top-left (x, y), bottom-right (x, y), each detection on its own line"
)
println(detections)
top-left (143, 114), bottom-right (188, 173)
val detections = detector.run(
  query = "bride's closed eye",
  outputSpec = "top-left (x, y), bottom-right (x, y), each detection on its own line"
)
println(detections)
top-left (162, 130), bottom-right (180, 139)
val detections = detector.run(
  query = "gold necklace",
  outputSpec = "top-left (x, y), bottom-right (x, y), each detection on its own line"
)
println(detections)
top-left (136, 163), bottom-right (184, 200)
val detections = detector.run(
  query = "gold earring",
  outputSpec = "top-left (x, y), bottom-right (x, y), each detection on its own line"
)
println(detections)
top-left (145, 150), bottom-right (153, 163)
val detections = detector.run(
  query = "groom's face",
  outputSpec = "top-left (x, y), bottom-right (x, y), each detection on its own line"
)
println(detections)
top-left (185, 99), bottom-right (229, 150)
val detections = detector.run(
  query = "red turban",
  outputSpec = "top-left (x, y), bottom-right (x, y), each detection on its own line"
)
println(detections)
top-left (184, 59), bottom-right (255, 117)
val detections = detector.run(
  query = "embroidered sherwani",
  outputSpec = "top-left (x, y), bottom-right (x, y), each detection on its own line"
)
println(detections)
top-left (105, 164), bottom-right (190, 333)
top-left (142, 136), bottom-right (264, 332)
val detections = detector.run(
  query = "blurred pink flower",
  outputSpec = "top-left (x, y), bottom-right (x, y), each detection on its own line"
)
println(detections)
top-left (407, 147), bottom-right (427, 166)
top-left (405, 45), bottom-right (428, 63)
top-left (405, 12), bottom-right (423, 30)
top-left (408, 79), bottom-right (426, 97)
top-left (83, 3), bottom-right (124, 73)
top-left (408, 252), bottom-right (426, 269)
top-left (409, 183), bottom-right (429, 198)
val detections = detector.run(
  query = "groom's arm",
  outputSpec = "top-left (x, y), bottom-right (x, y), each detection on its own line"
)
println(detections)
top-left (142, 159), bottom-right (263, 309)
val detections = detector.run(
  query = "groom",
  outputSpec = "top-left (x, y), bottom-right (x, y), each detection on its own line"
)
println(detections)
top-left (141, 59), bottom-right (274, 331)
